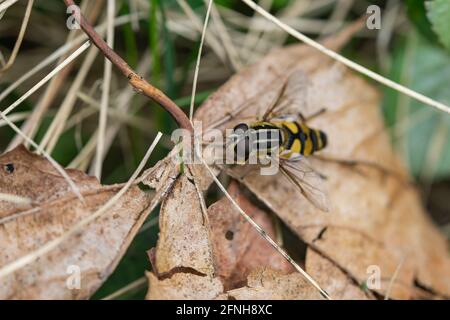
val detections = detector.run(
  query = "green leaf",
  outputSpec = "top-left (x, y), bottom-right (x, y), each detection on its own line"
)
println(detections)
top-left (405, 0), bottom-right (438, 44)
top-left (160, 0), bottom-right (176, 98)
top-left (120, 2), bottom-right (138, 69)
top-left (382, 32), bottom-right (450, 181)
top-left (149, 0), bottom-right (161, 86)
top-left (426, 0), bottom-right (450, 51)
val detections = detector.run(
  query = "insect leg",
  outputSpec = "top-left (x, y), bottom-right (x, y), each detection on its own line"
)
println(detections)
top-left (298, 108), bottom-right (327, 123)
top-left (221, 164), bottom-right (258, 181)
top-left (314, 155), bottom-right (411, 184)
top-left (262, 80), bottom-right (289, 121)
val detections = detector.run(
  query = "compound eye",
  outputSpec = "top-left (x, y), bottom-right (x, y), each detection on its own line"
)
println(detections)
top-left (233, 123), bottom-right (249, 135)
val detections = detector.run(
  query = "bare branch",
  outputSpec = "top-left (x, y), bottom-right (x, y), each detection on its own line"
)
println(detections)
top-left (63, 0), bottom-right (193, 132)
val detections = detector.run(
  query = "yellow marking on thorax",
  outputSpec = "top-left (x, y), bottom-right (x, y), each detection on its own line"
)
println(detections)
top-left (250, 121), bottom-right (273, 127)
top-left (290, 139), bottom-right (302, 154)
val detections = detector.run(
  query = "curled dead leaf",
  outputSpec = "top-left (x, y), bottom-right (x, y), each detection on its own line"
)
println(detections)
top-left (222, 268), bottom-right (323, 300)
top-left (146, 271), bottom-right (223, 300)
top-left (0, 145), bottom-right (170, 299)
top-left (149, 166), bottom-right (215, 277)
top-left (146, 164), bottom-right (220, 299)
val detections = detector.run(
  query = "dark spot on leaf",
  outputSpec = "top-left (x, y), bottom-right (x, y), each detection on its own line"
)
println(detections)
top-left (225, 230), bottom-right (234, 241)
top-left (4, 163), bottom-right (14, 174)
top-left (313, 227), bottom-right (327, 243)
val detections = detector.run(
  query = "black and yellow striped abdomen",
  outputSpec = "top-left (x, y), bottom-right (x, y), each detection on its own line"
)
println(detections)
top-left (239, 120), bottom-right (327, 160)
top-left (272, 121), bottom-right (327, 158)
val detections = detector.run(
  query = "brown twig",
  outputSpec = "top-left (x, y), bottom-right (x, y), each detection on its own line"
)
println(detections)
top-left (64, 0), bottom-right (193, 132)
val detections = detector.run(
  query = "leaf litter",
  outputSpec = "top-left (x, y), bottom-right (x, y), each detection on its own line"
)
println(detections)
top-left (0, 142), bottom-right (175, 299)
top-left (1, 23), bottom-right (449, 300)
top-left (190, 28), bottom-right (450, 299)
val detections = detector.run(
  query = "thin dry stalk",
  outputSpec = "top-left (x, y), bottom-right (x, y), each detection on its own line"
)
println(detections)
top-left (74, 54), bottom-right (151, 170)
top-left (0, 0), bottom-right (34, 74)
top-left (318, 0), bottom-right (353, 37)
top-left (0, 111), bottom-right (29, 128)
top-left (189, 0), bottom-right (213, 121)
top-left (196, 155), bottom-right (331, 300)
top-left (0, 0), bottom-right (19, 13)
top-left (176, 0), bottom-right (226, 63)
top-left (384, 257), bottom-right (405, 300)
top-left (241, 0), bottom-right (450, 115)
top-left (207, 1), bottom-right (242, 69)
top-left (0, 193), bottom-right (31, 205)
top-left (2, 41), bottom-right (91, 116)
top-left (94, 0), bottom-right (115, 180)
top-left (74, 92), bottom-right (149, 132)
top-left (376, 0), bottom-right (401, 72)
top-left (128, 0), bottom-right (140, 31)
top-left (7, 0), bottom-right (105, 149)
top-left (102, 277), bottom-right (147, 300)
top-left (39, 45), bottom-right (99, 153)
top-left (0, 32), bottom-right (85, 104)
top-left (68, 130), bottom-right (98, 169)
top-left (0, 110), bottom-right (85, 202)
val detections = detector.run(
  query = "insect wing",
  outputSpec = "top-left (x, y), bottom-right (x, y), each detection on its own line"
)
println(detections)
top-left (280, 157), bottom-right (329, 212)
top-left (263, 69), bottom-right (310, 120)
top-left (204, 69), bottom-right (311, 133)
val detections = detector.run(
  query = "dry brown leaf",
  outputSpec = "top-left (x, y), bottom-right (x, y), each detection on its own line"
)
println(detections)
top-left (150, 166), bottom-right (216, 276)
top-left (208, 180), bottom-right (294, 290)
top-left (223, 268), bottom-right (323, 300)
top-left (0, 145), bottom-right (171, 299)
top-left (305, 249), bottom-right (372, 300)
top-left (139, 152), bottom-right (179, 191)
top-left (194, 38), bottom-right (450, 298)
top-left (305, 249), bottom-right (436, 300)
top-left (146, 163), bottom-right (223, 299)
top-left (146, 170), bottom-right (323, 300)
top-left (147, 165), bottom-right (323, 300)
top-left (146, 271), bottom-right (223, 300)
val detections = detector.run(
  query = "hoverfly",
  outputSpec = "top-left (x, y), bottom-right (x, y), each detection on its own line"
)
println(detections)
top-left (205, 70), bottom-right (329, 212)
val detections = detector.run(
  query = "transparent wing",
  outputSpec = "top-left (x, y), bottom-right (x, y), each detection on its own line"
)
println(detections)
top-left (205, 69), bottom-right (311, 133)
top-left (262, 69), bottom-right (310, 120)
top-left (279, 157), bottom-right (329, 212)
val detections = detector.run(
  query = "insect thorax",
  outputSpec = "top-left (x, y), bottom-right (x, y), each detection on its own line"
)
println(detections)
top-left (248, 122), bottom-right (284, 152)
